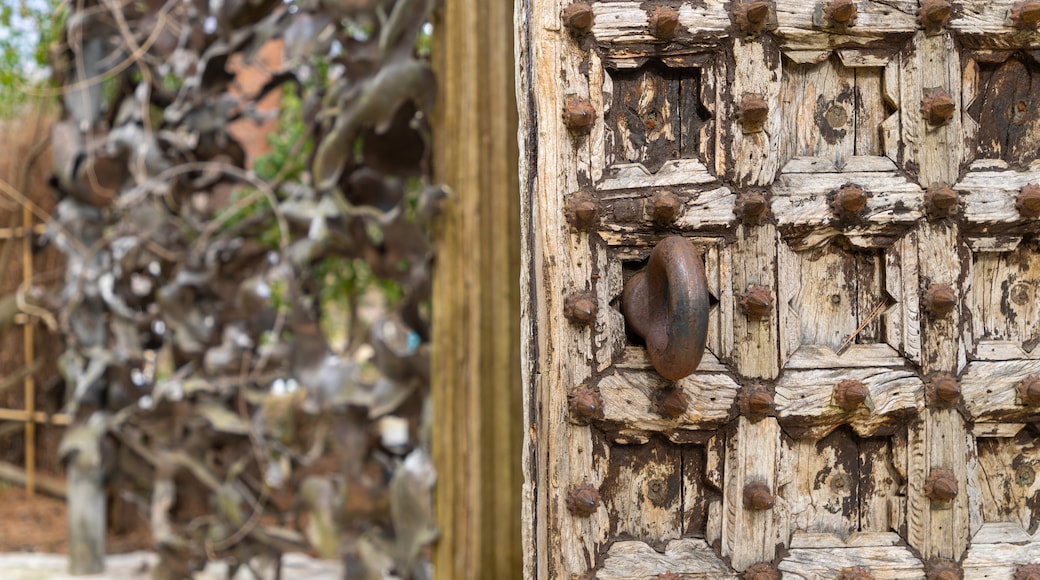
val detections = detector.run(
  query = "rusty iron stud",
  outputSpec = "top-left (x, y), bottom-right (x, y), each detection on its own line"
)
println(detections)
top-left (921, 89), bottom-right (956, 126)
top-left (744, 562), bottom-right (782, 580)
top-left (738, 94), bottom-right (770, 133)
top-left (656, 385), bottom-right (689, 419)
top-left (1017, 375), bottom-right (1040, 407)
top-left (1011, 1), bottom-right (1040, 29)
top-left (824, 0), bottom-right (858, 27)
top-left (924, 284), bottom-right (957, 319)
top-left (562, 2), bottom-right (594, 35)
top-left (649, 6), bottom-right (681, 39)
top-left (918, 0), bottom-right (952, 30)
top-left (568, 385), bottom-right (603, 423)
top-left (925, 467), bottom-right (958, 503)
top-left (1016, 565), bottom-right (1040, 580)
top-left (925, 183), bottom-right (959, 218)
top-left (743, 481), bottom-right (775, 510)
top-left (734, 1), bottom-right (772, 34)
top-left (929, 372), bottom-right (961, 408)
top-left (838, 568), bottom-right (875, 580)
top-left (927, 561), bottom-right (962, 580)
top-left (740, 285), bottom-right (773, 320)
top-left (566, 484), bottom-right (601, 517)
top-left (834, 379), bottom-right (868, 411)
top-left (737, 191), bottom-right (769, 224)
top-left (1017, 184), bottom-right (1040, 218)
top-left (564, 292), bottom-right (598, 326)
top-left (831, 184), bottom-right (868, 219)
top-left (564, 191), bottom-right (599, 231)
top-left (738, 385), bottom-right (775, 419)
top-left (649, 191), bottom-right (682, 226)
top-left (563, 97), bottom-right (597, 135)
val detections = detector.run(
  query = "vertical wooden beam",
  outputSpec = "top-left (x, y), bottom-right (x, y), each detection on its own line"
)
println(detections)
top-left (431, 0), bottom-right (522, 577)
top-left (22, 186), bottom-right (35, 497)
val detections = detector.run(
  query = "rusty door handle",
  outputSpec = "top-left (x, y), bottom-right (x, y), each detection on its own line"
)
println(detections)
top-left (621, 236), bottom-right (709, 381)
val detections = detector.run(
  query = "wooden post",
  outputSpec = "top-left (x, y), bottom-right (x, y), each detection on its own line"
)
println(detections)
top-left (431, 0), bottom-right (522, 577)
top-left (63, 419), bottom-right (106, 575)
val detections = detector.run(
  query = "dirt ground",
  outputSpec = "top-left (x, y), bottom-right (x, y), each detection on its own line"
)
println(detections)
top-left (0, 486), bottom-right (151, 554)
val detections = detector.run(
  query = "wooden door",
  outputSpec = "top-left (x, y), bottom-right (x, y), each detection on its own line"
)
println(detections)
top-left (518, 0), bottom-right (1040, 578)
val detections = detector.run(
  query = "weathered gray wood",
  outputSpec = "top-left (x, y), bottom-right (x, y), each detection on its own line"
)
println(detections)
top-left (62, 421), bottom-right (106, 575)
top-left (520, 0), bottom-right (1040, 575)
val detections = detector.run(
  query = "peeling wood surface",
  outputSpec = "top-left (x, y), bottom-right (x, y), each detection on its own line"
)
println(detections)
top-left (519, 0), bottom-right (1040, 576)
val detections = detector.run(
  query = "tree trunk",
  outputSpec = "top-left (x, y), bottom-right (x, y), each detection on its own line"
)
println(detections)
top-left (431, 0), bottom-right (522, 577)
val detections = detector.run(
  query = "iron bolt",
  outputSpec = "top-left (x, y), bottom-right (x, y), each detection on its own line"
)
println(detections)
top-left (743, 481), bottom-right (775, 510)
top-left (1011, 1), bottom-right (1040, 29)
top-left (921, 89), bottom-right (956, 126)
top-left (927, 561), bottom-right (961, 580)
top-left (918, 0), bottom-right (952, 30)
top-left (564, 192), bottom-right (599, 231)
top-left (734, 1), bottom-right (772, 34)
top-left (739, 385), bottom-right (775, 418)
top-left (649, 6), bottom-right (681, 39)
top-left (1017, 184), bottom-right (1040, 218)
top-left (649, 191), bottom-right (682, 225)
top-left (1017, 375), bottom-right (1040, 406)
top-left (656, 385), bottom-right (689, 419)
top-left (831, 184), bottom-right (868, 219)
top-left (745, 562), bottom-right (782, 580)
top-left (563, 97), bottom-right (597, 135)
top-left (562, 2), bottom-right (594, 35)
top-left (566, 484), bottom-right (601, 517)
top-left (740, 285), bottom-right (773, 320)
top-left (737, 191), bottom-right (769, 224)
top-left (825, 0), bottom-right (858, 27)
top-left (929, 373), bottom-right (961, 408)
top-left (925, 183), bottom-right (959, 218)
top-left (738, 94), bottom-right (770, 133)
top-left (568, 385), bottom-right (603, 423)
top-left (564, 292), bottom-right (598, 326)
top-left (838, 568), bottom-right (875, 580)
top-left (1016, 564), bottom-right (1040, 580)
top-left (834, 379), bottom-right (868, 411)
top-left (924, 284), bottom-right (957, 319)
top-left (925, 467), bottom-right (958, 503)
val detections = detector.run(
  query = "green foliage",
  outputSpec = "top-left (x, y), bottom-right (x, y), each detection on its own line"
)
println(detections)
top-left (254, 85), bottom-right (311, 182)
top-left (315, 256), bottom-right (404, 307)
top-left (0, 0), bottom-right (64, 116)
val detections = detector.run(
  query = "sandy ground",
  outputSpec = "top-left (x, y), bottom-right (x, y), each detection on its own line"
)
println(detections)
top-left (0, 552), bottom-right (343, 580)
top-left (0, 487), bottom-right (342, 579)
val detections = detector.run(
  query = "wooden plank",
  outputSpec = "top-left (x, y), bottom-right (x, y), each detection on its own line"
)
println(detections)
top-left (731, 224), bottom-right (779, 379)
top-left (775, 368), bottom-right (923, 438)
top-left (0, 409), bottom-right (72, 425)
top-left (899, 32), bottom-right (963, 187)
top-left (432, 0), bottom-right (522, 577)
top-left (779, 54), bottom-right (858, 170)
top-left (720, 417), bottom-right (786, 571)
top-left (598, 539), bottom-right (737, 579)
top-left (961, 360), bottom-right (1040, 422)
top-left (968, 244), bottom-right (1040, 358)
top-left (963, 540), bottom-right (1040, 579)
top-left (779, 546), bottom-right (925, 578)
top-left (596, 369), bottom-right (739, 432)
top-left (905, 410), bottom-right (972, 560)
top-left (917, 222), bottom-right (963, 374)
top-left (732, 36), bottom-right (782, 186)
top-left (589, 2), bottom-right (730, 46)
top-left (598, 439), bottom-right (682, 546)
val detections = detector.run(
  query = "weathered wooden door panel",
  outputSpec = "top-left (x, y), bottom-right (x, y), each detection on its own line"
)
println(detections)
top-left (518, 0), bottom-right (1040, 577)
